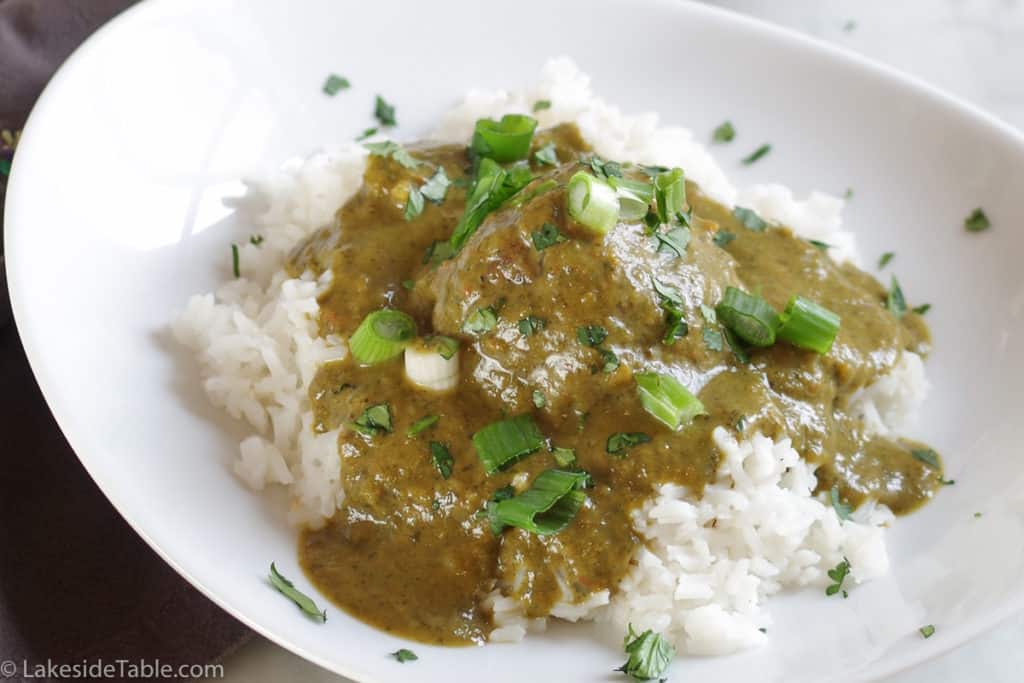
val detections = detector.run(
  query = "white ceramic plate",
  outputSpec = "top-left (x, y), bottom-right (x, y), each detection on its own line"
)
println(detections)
top-left (7, 0), bottom-right (1024, 680)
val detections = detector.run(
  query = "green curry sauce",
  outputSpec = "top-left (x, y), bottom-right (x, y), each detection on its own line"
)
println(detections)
top-left (290, 124), bottom-right (942, 645)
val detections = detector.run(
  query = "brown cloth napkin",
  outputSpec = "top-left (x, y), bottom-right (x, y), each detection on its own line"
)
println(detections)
top-left (0, 1), bottom-right (253, 680)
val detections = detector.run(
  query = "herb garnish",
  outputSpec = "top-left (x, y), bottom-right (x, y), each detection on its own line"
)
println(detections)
top-left (843, 19), bottom-right (857, 32)
top-left (940, 477), bottom-right (955, 486)
top-left (712, 120), bottom-right (736, 143)
top-left (231, 243), bottom-right (240, 278)
top-left (463, 306), bottom-right (498, 335)
top-left (404, 187), bottom-right (424, 220)
top-left (390, 649), bottom-right (418, 663)
top-left (653, 279), bottom-right (688, 344)
top-left (703, 326), bottom-right (724, 352)
top-left (736, 416), bottom-right (746, 432)
top-left (844, 187), bottom-right (854, 199)
top-left (374, 95), bottom-right (397, 126)
top-left (826, 557), bottom-right (851, 597)
top-left (532, 222), bottom-right (567, 250)
top-left (364, 141), bottom-right (421, 169)
top-left (830, 485), bottom-right (853, 521)
top-left (269, 563), bottom-right (326, 622)
top-left (653, 226), bottom-right (691, 257)
top-left (733, 206), bottom-right (767, 231)
top-left (401, 279), bottom-right (415, 290)
top-left (532, 99), bottom-right (552, 112)
top-left (250, 235), bottom-right (264, 246)
top-left (322, 74), bottom-right (350, 96)
top-left (912, 303), bottom-right (931, 315)
top-left (808, 239), bottom-right (831, 251)
top-left (533, 142), bottom-right (558, 166)
top-left (742, 143), bottom-right (772, 165)
top-left (606, 432), bottom-right (652, 456)
top-left (532, 390), bottom-right (547, 409)
top-left (552, 447), bottom-right (576, 467)
top-left (723, 327), bottom-right (751, 364)
top-left (713, 229), bottom-right (737, 248)
top-left (577, 325), bottom-right (608, 347)
top-left (974, 512), bottom-right (983, 518)
top-left (919, 625), bottom-right (935, 639)
top-left (355, 127), bottom-right (378, 141)
top-left (518, 315), bottom-right (546, 336)
top-left (599, 348), bottom-right (620, 373)
top-left (615, 624), bottom-right (675, 681)
top-left (353, 403), bottom-right (393, 436)
top-left (965, 208), bottom-right (990, 232)
top-left (408, 415), bottom-right (439, 437)
top-left (430, 441), bottom-right (454, 479)
top-left (911, 448), bottom-right (940, 469)
top-left (886, 276), bottom-right (907, 318)
top-left (878, 252), bottom-right (894, 269)
top-left (420, 167), bottom-right (451, 204)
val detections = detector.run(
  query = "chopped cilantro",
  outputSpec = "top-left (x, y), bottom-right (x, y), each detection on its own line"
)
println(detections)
top-left (322, 74), bottom-right (350, 96)
top-left (830, 485), bottom-right (852, 521)
top-left (552, 447), bottom-right (576, 467)
top-left (353, 403), bottom-right (392, 437)
top-left (878, 252), bottom-right (895, 269)
top-left (577, 325), bottom-right (608, 347)
top-left (607, 432), bottom-right (652, 457)
top-left (714, 229), bottom-right (737, 248)
top-left (886, 276), bottom-right (907, 318)
top-left (374, 95), bottom-right (397, 126)
top-left (733, 206), bottom-right (767, 231)
top-left (531, 222), bottom-right (567, 250)
top-left (364, 140), bottom-right (421, 169)
top-left (826, 557), bottom-right (851, 598)
top-left (404, 187), bottom-right (424, 220)
top-left (808, 239), bottom-right (831, 251)
top-left (713, 120), bottom-right (736, 143)
top-left (250, 234), bottom-right (264, 246)
top-left (420, 167), bottom-right (451, 203)
top-left (919, 624), bottom-right (935, 639)
top-left (912, 303), bottom-right (931, 315)
top-left (355, 127), bottom-right (378, 141)
top-left (231, 243), bottom-right (240, 278)
top-left (518, 316), bottom-right (546, 336)
top-left (965, 208), bottom-right (991, 232)
top-left (407, 414), bottom-right (439, 437)
top-left (430, 441), bottom-right (453, 479)
top-left (615, 624), bottom-right (675, 681)
top-left (599, 348), bottom-right (620, 373)
top-left (532, 99), bottom-right (552, 112)
top-left (911, 448), bottom-right (940, 469)
top-left (532, 390), bottom-right (547, 409)
top-left (653, 226), bottom-right (690, 257)
top-left (463, 306), bottom-right (498, 335)
top-left (390, 649), bottom-right (418, 663)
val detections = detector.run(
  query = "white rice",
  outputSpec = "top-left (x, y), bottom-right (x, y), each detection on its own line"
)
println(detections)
top-left (172, 58), bottom-right (928, 654)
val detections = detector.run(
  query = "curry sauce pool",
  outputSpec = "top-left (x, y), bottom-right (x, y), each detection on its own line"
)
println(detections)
top-left (173, 59), bottom-right (943, 663)
top-left (290, 123), bottom-right (942, 645)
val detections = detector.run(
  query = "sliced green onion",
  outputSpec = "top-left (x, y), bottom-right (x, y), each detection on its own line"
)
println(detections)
top-left (636, 372), bottom-right (706, 431)
top-left (654, 168), bottom-right (686, 224)
top-left (552, 447), bottom-right (576, 467)
top-left (606, 432), bottom-right (651, 456)
top-left (352, 403), bottom-right (392, 436)
top-left (617, 187), bottom-right (650, 221)
top-left (404, 338), bottom-right (459, 392)
top-left (776, 296), bottom-right (840, 354)
top-left (611, 177), bottom-right (655, 203)
top-left (489, 469), bottom-right (588, 535)
top-left (407, 415), bottom-right (439, 437)
top-left (269, 563), bottom-right (326, 622)
top-left (449, 158), bottom-right (531, 251)
top-left (716, 287), bottom-right (780, 347)
top-left (349, 309), bottom-right (416, 364)
top-left (430, 441), bottom-right (453, 479)
top-left (473, 414), bottom-right (546, 474)
top-left (471, 114), bottom-right (538, 162)
top-left (567, 171), bottom-right (619, 234)
top-left (533, 142), bottom-right (558, 166)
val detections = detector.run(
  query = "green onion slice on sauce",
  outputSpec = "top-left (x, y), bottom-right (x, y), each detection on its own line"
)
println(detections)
top-left (473, 414), bottom-right (546, 474)
top-left (489, 469), bottom-right (589, 536)
top-left (349, 309), bottom-right (416, 364)
top-left (654, 168), bottom-right (686, 224)
top-left (636, 372), bottom-right (706, 431)
top-left (471, 114), bottom-right (538, 163)
top-left (716, 287), bottom-right (780, 347)
top-left (776, 295), bottom-right (841, 354)
top-left (567, 171), bottom-right (619, 234)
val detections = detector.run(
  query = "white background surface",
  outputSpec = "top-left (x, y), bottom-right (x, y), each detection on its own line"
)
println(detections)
top-left (198, 1), bottom-right (1024, 680)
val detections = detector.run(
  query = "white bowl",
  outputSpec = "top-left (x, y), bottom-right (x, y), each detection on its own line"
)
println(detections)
top-left (7, 0), bottom-right (1024, 680)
